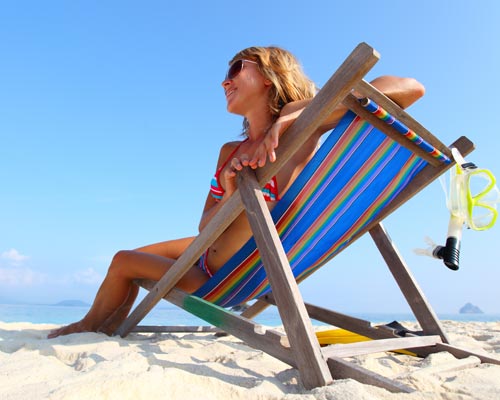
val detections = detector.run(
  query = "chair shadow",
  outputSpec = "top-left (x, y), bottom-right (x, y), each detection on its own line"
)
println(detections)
top-left (130, 332), bottom-right (300, 390)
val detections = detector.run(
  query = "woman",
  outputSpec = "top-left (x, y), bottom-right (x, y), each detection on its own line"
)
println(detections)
top-left (48, 46), bottom-right (424, 338)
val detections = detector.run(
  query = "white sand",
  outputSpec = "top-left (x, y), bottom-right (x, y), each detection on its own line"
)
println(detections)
top-left (1, 320), bottom-right (499, 400)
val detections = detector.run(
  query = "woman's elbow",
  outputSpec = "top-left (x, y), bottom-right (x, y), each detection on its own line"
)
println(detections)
top-left (392, 77), bottom-right (426, 109)
top-left (198, 219), bottom-right (206, 233)
top-left (371, 75), bottom-right (425, 108)
top-left (198, 212), bottom-right (212, 232)
top-left (406, 77), bottom-right (426, 102)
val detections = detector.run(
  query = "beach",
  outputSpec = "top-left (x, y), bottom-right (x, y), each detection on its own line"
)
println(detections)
top-left (1, 320), bottom-right (499, 399)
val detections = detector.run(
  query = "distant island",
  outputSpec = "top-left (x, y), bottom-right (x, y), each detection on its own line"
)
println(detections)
top-left (459, 302), bottom-right (483, 314)
top-left (53, 300), bottom-right (90, 307)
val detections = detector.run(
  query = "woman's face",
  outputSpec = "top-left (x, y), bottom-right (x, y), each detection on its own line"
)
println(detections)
top-left (221, 59), bottom-right (272, 116)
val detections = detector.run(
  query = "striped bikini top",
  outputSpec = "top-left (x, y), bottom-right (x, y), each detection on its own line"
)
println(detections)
top-left (210, 140), bottom-right (280, 202)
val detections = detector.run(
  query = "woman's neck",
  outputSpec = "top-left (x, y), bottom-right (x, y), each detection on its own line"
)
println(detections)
top-left (245, 113), bottom-right (274, 141)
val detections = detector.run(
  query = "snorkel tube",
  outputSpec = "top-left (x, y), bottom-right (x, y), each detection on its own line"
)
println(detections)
top-left (431, 148), bottom-right (470, 270)
top-left (428, 148), bottom-right (499, 270)
top-left (432, 213), bottom-right (463, 270)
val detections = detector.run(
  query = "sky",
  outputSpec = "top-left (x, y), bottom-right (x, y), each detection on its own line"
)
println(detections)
top-left (1, 0), bottom-right (499, 316)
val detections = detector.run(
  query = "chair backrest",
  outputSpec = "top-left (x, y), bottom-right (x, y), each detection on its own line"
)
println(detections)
top-left (194, 110), bottom-right (432, 307)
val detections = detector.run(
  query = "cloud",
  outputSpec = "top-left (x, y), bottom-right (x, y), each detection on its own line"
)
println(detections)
top-left (0, 249), bottom-right (42, 286)
top-left (73, 267), bottom-right (103, 285)
top-left (0, 266), bottom-right (47, 286)
top-left (1, 248), bottom-right (29, 266)
top-left (0, 250), bottom-right (104, 303)
top-left (0, 263), bottom-right (102, 289)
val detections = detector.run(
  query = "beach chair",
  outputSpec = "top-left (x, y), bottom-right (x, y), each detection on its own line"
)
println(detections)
top-left (115, 43), bottom-right (499, 392)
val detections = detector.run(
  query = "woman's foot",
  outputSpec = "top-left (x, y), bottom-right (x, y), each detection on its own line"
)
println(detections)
top-left (47, 321), bottom-right (92, 339)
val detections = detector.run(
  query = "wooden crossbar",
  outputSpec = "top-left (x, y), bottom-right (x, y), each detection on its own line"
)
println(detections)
top-left (322, 335), bottom-right (442, 358)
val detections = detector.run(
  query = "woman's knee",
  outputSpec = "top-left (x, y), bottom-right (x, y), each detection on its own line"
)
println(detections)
top-left (108, 250), bottom-right (136, 277)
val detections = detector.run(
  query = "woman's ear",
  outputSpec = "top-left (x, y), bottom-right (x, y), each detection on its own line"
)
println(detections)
top-left (264, 79), bottom-right (272, 86)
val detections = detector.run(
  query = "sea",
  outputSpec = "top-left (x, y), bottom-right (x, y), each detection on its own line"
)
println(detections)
top-left (0, 303), bottom-right (498, 327)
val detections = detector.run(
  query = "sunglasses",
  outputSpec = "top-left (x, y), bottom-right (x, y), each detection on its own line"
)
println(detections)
top-left (225, 59), bottom-right (258, 80)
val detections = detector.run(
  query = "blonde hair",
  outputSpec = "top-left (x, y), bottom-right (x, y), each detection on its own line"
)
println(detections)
top-left (229, 46), bottom-right (317, 134)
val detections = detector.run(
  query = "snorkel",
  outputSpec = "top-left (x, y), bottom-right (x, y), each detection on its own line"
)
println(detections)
top-left (420, 148), bottom-right (499, 270)
top-left (432, 215), bottom-right (463, 270)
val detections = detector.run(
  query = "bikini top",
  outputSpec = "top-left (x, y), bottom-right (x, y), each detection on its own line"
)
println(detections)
top-left (210, 140), bottom-right (280, 202)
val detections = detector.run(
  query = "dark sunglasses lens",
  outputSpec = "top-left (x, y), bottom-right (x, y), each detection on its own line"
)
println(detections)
top-left (226, 60), bottom-right (243, 80)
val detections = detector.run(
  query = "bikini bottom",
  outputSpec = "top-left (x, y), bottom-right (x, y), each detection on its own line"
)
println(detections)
top-left (198, 249), bottom-right (214, 278)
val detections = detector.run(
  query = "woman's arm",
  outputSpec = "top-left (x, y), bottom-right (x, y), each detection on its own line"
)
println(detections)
top-left (249, 76), bottom-right (425, 168)
top-left (198, 142), bottom-right (240, 232)
top-left (367, 76), bottom-right (426, 108)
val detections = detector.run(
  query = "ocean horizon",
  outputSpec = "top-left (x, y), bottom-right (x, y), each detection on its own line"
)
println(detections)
top-left (1, 303), bottom-right (498, 328)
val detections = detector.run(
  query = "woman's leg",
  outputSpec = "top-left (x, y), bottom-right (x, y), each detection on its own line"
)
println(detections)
top-left (96, 283), bottom-right (140, 335)
top-left (96, 236), bottom-right (198, 334)
top-left (48, 237), bottom-right (207, 338)
top-left (134, 236), bottom-right (196, 258)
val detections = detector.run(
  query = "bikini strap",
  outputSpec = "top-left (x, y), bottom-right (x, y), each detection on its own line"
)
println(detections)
top-left (216, 140), bottom-right (245, 175)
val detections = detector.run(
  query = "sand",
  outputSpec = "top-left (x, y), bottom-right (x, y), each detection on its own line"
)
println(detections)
top-left (1, 320), bottom-right (499, 399)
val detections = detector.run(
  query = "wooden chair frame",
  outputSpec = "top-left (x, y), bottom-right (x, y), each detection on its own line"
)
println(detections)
top-left (115, 43), bottom-right (499, 392)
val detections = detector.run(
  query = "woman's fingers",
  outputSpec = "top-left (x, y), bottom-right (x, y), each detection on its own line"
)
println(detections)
top-left (249, 132), bottom-right (280, 168)
top-left (249, 146), bottom-right (266, 168)
top-left (228, 157), bottom-right (244, 176)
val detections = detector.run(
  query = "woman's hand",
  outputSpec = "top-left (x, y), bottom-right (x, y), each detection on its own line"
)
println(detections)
top-left (248, 108), bottom-right (304, 169)
top-left (248, 123), bottom-right (279, 168)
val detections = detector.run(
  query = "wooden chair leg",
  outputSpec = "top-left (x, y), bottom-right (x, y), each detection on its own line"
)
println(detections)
top-left (238, 168), bottom-right (333, 389)
top-left (369, 223), bottom-right (449, 342)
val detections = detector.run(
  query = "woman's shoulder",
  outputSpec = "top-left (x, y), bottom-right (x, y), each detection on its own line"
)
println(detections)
top-left (219, 140), bottom-right (242, 157)
top-left (215, 140), bottom-right (243, 167)
top-left (220, 140), bottom-right (242, 150)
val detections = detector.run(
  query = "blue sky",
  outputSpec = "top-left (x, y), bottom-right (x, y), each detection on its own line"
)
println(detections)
top-left (1, 1), bottom-right (499, 315)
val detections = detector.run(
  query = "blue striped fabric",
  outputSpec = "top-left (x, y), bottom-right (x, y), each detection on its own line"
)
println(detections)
top-left (194, 111), bottom-right (429, 307)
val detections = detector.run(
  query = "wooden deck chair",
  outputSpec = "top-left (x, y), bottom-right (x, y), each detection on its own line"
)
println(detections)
top-left (115, 43), bottom-right (500, 392)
